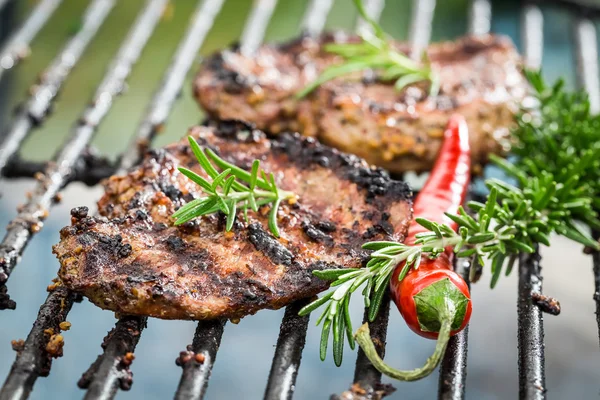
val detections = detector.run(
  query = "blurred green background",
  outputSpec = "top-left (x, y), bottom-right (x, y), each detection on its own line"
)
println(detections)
top-left (0, 1), bottom-right (598, 400)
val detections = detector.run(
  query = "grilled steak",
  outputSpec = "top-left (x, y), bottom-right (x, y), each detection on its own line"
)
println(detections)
top-left (53, 120), bottom-right (412, 320)
top-left (194, 33), bottom-right (526, 174)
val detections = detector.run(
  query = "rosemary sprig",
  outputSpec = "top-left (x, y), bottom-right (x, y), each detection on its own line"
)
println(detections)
top-left (300, 71), bottom-right (600, 365)
top-left (296, 0), bottom-right (438, 98)
top-left (172, 136), bottom-right (296, 237)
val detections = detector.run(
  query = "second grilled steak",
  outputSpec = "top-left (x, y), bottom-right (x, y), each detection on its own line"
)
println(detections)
top-left (53, 121), bottom-right (412, 320)
top-left (194, 33), bottom-right (527, 174)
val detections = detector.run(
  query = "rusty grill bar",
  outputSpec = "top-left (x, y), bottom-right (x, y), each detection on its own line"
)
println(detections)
top-left (0, 0), bottom-right (599, 399)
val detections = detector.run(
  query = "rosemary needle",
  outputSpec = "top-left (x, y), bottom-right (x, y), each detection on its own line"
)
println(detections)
top-left (172, 136), bottom-right (296, 238)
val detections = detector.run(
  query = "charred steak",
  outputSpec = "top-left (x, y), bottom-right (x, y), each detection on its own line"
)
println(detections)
top-left (53, 121), bottom-right (412, 320)
top-left (194, 34), bottom-right (527, 174)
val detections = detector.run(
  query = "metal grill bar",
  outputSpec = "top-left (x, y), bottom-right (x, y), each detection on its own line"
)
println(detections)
top-left (352, 296), bottom-right (391, 391)
top-left (522, 4), bottom-right (543, 70)
top-left (469, 0), bottom-right (491, 35)
top-left (174, 320), bottom-right (226, 400)
top-left (517, 250), bottom-right (546, 399)
top-left (240, 0), bottom-right (279, 56)
top-left (0, 0), bottom-right (115, 175)
top-left (301, 0), bottom-right (334, 37)
top-left (259, 2), bottom-right (339, 397)
top-left (438, 258), bottom-right (471, 400)
top-left (408, 0), bottom-right (436, 59)
top-left (518, 6), bottom-right (546, 400)
top-left (351, 1), bottom-right (436, 392)
top-left (264, 300), bottom-right (311, 400)
top-left (119, 0), bottom-right (225, 172)
top-left (437, 3), bottom-right (492, 393)
top-left (170, 1), bottom-right (301, 396)
top-left (0, 0), bottom-right (166, 309)
top-left (569, 0), bottom-right (600, 363)
top-left (593, 232), bottom-right (600, 349)
top-left (0, 287), bottom-right (76, 400)
top-left (0, 0), bottom-right (63, 82)
top-left (573, 17), bottom-right (600, 113)
top-left (79, 316), bottom-right (147, 400)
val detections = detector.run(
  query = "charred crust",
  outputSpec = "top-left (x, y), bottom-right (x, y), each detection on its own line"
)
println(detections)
top-left (160, 183), bottom-right (182, 202)
top-left (301, 220), bottom-right (334, 246)
top-left (153, 222), bottom-right (168, 231)
top-left (204, 52), bottom-right (249, 93)
top-left (270, 132), bottom-right (411, 201)
top-left (315, 221), bottom-right (336, 233)
top-left (206, 119), bottom-right (261, 143)
top-left (165, 235), bottom-right (186, 251)
top-left (70, 206), bottom-right (89, 220)
top-left (247, 223), bottom-right (293, 266)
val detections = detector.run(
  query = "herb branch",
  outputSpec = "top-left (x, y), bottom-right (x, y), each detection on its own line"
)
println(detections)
top-left (300, 71), bottom-right (600, 365)
top-left (297, 0), bottom-right (438, 98)
top-left (172, 136), bottom-right (296, 237)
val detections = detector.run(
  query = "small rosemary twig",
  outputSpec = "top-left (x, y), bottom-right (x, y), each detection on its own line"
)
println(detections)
top-left (172, 136), bottom-right (296, 237)
top-left (297, 0), bottom-right (438, 98)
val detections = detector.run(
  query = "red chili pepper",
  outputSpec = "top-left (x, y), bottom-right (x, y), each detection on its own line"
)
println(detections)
top-left (355, 114), bottom-right (472, 381)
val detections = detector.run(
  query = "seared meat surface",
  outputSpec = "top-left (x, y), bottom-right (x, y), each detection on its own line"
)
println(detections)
top-left (194, 34), bottom-right (527, 173)
top-left (53, 121), bottom-right (412, 320)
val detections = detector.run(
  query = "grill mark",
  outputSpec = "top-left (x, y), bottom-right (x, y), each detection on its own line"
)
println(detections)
top-left (206, 119), bottom-right (412, 203)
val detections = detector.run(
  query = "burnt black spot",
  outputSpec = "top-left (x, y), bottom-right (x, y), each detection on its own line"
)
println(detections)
top-left (118, 244), bottom-right (132, 258)
top-left (270, 132), bottom-right (411, 202)
top-left (315, 221), bottom-right (336, 233)
top-left (153, 222), bottom-right (168, 231)
top-left (207, 119), bottom-right (262, 144)
top-left (128, 192), bottom-right (142, 209)
top-left (146, 148), bottom-right (167, 162)
top-left (165, 236), bottom-right (186, 251)
top-left (301, 220), bottom-right (334, 246)
top-left (242, 290), bottom-right (258, 301)
top-left (70, 206), bottom-right (88, 220)
top-left (205, 53), bottom-right (248, 93)
top-left (77, 233), bottom-right (94, 246)
top-left (161, 184), bottom-right (182, 202)
top-left (362, 227), bottom-right (379, 240)
top-left (151, 285), bottom-right (164, 298)
top-left (247, 223), bottom-right (293, 266)
top-left (135, 210), bottom-right (148, 220)
top-left (98, 234), bottom-right (111, 244)
top-left (378, 220), bottom-right (394, 236)
top-left (184, 250), bottom-right (211, 272)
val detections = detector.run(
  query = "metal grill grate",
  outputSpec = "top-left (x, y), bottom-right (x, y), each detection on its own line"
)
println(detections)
top-left (0, 0), bottom-right (599, 399)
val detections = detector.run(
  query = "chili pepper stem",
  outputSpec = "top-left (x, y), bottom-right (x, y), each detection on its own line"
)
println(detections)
top-left (354, 306), bottom-right (456, 381)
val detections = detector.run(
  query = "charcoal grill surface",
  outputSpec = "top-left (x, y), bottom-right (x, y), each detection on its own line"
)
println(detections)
top-left (0, 0), bottom-right (599, 399)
